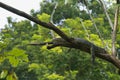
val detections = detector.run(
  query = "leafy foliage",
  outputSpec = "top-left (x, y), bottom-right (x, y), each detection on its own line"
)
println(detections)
top-left (0, 0), bottom-right (120, 80)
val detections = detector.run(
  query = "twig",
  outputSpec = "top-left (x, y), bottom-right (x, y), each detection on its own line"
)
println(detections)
top-left (80, 19), bottom-right (90, 38)
top-left (112, 6), bottom-right (119, 57)
top-left (99, 0), bottom-right (113, 30)
top-left (84, 0), bottom-right (105, 46)
top-left (50, 2), bottom-right (58, 39)
top-left (28, 42), bottom-right (53, 46)
top-left (50, 2), bottom-right (58, 24)
top-left (1, 2), bottom-right (120, 69)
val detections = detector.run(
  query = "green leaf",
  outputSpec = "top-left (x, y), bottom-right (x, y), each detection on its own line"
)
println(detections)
top-left (5, 48), bottom-right (29, 67)
top-left (0, 69), bottom-right (8, 79)
top-left (37, 13), bottom-right (50, 22)
top-left (6, 72), bottom-right (18, 80)
top-left (83, 20), bottom-right (93, 27)
top-left (28, 63), bottom-right (40, 71)
top-left (6, 74), bottom-right (13, 80)
top-left (7, 56), bottom-right (19, 67)
top-left (47, 73), bottom-right (65, 80)
top-left (0, 55), bottom-right (5, 63)
top-left (13, 72), bottom-right (18, 80)
top-left (51, 47), bottom-right (63, 53)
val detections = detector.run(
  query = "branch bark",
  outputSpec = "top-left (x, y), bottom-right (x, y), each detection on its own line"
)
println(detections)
top-left (99, 0), bottom-right (113, 29)
top-left (29, 38), bottom-right (120, 69)
top-left (50, 2), bottom-right (58, 39)
top-left (112, 6), bottom-right (119, 57)
top-left (1, 2), bottom-right (120, 69)
top-left (0, 2), bottom-right (72, 43)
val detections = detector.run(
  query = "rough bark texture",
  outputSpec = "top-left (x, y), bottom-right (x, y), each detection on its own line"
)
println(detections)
top-left (50, 38), bottom-right (120, 69)
top-left (1, 2), bottom-right (120, 69)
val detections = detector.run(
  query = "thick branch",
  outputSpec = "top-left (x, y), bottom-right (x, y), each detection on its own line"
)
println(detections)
top-left (0, 2), bottom-right (72, 42)
top-left (1, 2), bottom-right (120, 69)
top-left (30, 38), bottom-right (120, 69)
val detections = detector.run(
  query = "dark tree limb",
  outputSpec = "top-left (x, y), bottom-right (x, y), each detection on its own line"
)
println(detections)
top-left (117, 0), bottom-right (120, 4)
top-left (29, 38), bottom-right (120, 69)
top-left (0, 2), bottom-right (72, 43)
top-left (1, 2), bottom-right (120, 69)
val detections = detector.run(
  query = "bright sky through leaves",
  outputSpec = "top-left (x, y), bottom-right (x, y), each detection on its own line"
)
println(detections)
top-left (0, 0), bottom-right (42, 28)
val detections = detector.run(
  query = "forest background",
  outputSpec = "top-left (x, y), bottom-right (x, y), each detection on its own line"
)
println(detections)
top-left (0, 0), bottom-right (120, 80)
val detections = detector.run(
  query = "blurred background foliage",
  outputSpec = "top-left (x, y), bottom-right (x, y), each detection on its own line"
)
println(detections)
top-left (0, 0), bottom-right (120, 80)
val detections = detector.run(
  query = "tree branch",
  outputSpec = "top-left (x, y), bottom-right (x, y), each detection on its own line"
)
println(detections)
top-left (112, 6), bottom-right (119, 57)
top-left (84, 0), bottom-right (105, 46)
top-left (29, 38), bottom-right (120, 69)
top-left (0, 2), bottom-right (72, 43)
top-left (1, 2), bottom-right (120, 69)
top-left (99, 0), bottom-right (113, 30)
top-left (50, 2), bottom-right (58, 39)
